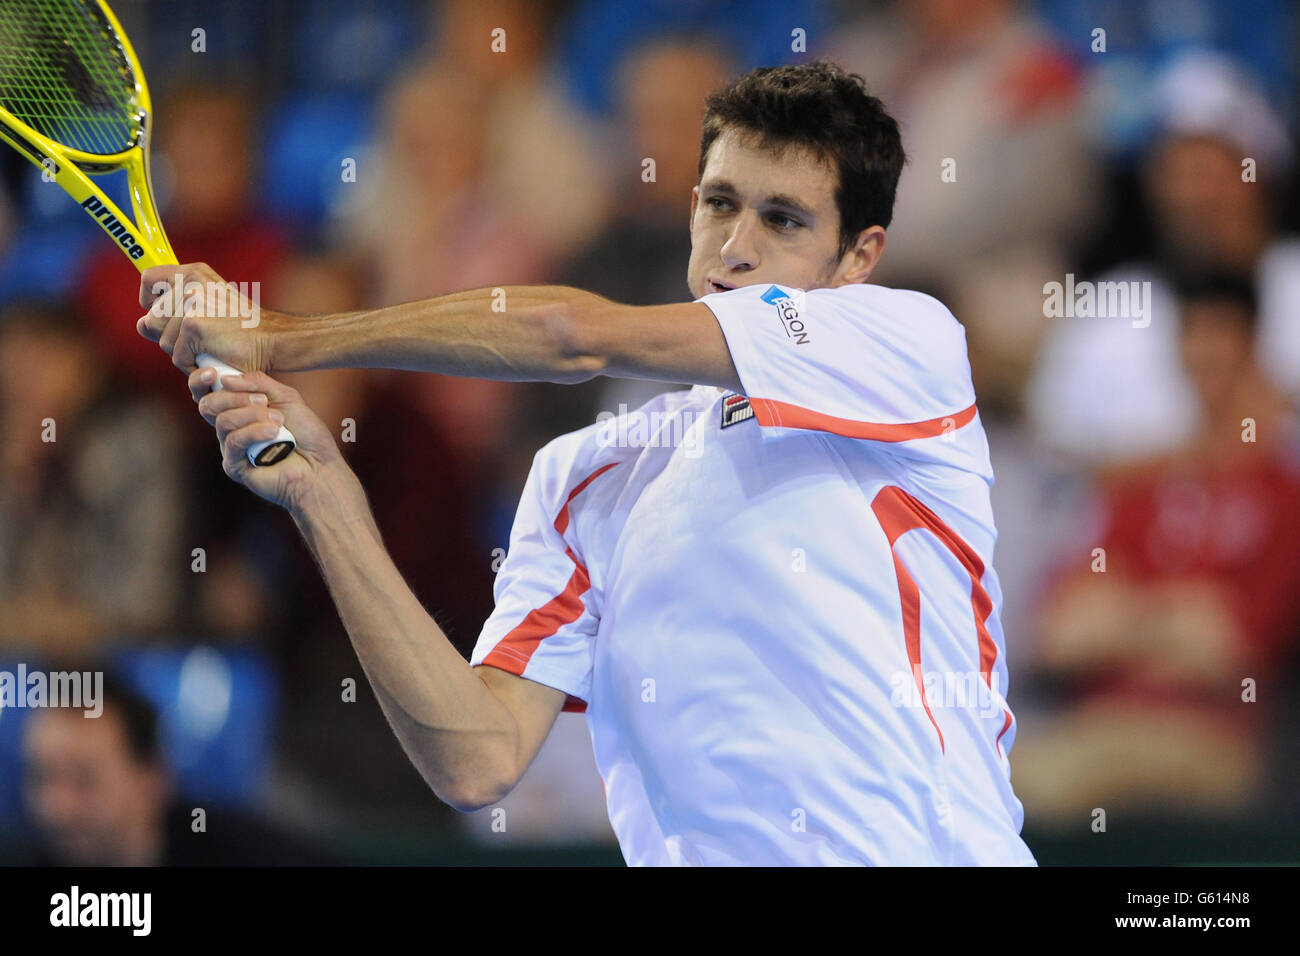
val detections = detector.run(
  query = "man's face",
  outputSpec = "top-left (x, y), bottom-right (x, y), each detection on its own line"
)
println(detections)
top-left (1146, 135), bottom-right (1268, 271)
top-left (23, 707), bottom-right (166, 866)
top-left (687, 129), bottom-right (876, 299)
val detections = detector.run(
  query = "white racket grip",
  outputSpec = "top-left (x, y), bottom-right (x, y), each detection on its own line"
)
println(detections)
top-left (197, 353), bottom-right (297, 467)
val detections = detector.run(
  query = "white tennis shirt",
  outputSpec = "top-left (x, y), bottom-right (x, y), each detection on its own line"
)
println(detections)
top-left (471, 282), bottom-right (1036, 865)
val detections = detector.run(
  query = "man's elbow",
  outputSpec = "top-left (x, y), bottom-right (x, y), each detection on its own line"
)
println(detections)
top-left (536, 294), bottom-right (613, 384)
top-left (440, 775), bottom-right (514, 814)
top-left (431, 745), bottom-right (520, 813)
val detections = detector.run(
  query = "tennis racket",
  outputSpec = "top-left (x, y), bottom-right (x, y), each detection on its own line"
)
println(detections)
top-left (0, 0), bottom-right (295, 466)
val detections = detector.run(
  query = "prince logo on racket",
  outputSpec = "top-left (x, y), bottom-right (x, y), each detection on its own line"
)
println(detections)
top-left (138, 62), bottom-right (1036, 866)
top-left (79, 196), bottom-right (146, 258)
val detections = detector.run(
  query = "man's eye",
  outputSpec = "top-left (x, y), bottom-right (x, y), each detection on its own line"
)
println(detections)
top-left (768, 213), bottom-right (802, 230)
top-left (706, 197), bottom-right (732, 211)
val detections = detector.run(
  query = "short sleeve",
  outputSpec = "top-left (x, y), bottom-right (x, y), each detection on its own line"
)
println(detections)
top-left (470, 450), bottom-right (616, 713)
top-left (699, 283), bottom-right (978, 444)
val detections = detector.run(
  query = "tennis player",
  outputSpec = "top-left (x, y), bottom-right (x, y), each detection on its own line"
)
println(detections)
top-left (139, 62), bottom-right (1036, 866)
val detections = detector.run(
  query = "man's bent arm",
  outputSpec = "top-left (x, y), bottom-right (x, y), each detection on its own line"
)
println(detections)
top-left (266, 285), bottom-right (743, 391)
top-left (290, 469), bottom-right (567, 812)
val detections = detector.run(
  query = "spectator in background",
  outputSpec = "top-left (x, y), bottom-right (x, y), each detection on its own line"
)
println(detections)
top-left (563, 38), bottom-right (732, 307)
top-left (431, 0), bottom-right (610, 264)
top-left (560, 37), bottom-right (733, 414)
top-left (943, 251), bottom-right (1096, 655)
top-left (1028, 52), bottom-right (1300, 466)
top-left (343, 61), bottom-right (548, 303)
top-left (1013, 273), bottom-right (1300, 823)
top-left (0, 301), bottom-right (187, 653)
top-left (74, 80), bottom-right (291, 407)
top-left (339, 61), bottom-right (551, 524)
top-left (20, 669), bottom-right (332, 865)
top-left (831, 0), bottom-right (1097, 290)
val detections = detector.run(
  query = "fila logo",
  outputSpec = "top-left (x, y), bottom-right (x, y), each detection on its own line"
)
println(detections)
top-left (760, 284), bottom-right (809, 345)
top-left (720, 393), bottom-right (754, 428)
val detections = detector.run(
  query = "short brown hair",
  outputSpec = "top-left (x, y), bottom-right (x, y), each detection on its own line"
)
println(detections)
top-left (699, 61), bottom-right (906, 258)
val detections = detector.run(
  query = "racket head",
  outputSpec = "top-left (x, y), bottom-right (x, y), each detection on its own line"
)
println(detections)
top-left (0, 0), bottom-right (149, 160)
top-left (0, 0), bottom-right (174, 269)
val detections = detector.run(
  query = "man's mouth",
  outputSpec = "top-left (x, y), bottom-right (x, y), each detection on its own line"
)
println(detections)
top-left (708, 278), bottom-right (737, 294)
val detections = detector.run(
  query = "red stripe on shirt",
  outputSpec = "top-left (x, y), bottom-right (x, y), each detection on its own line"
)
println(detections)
top-left (554, 462), bottom-right (618, 535)
top-left (871, 484), bottom-right (1012, 756)
top-left (749, 397), bottom-right (978, 442)
top-left (482, 462), bottom-right (618, 713)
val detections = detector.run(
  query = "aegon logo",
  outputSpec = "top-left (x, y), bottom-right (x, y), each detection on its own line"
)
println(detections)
top-left (80, 196), bottom-right (146, 260)
top-left (760, 284), bottom-right (810, 345)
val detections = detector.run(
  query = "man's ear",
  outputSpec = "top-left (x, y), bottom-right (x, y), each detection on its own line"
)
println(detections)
top-left (836, 226), bottom-right (887, 285)
top-left (689, 186), bottom-right (700, 234)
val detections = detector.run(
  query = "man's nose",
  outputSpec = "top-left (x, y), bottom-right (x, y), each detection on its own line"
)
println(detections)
top-left (720, 213), bottom-right (760, 271)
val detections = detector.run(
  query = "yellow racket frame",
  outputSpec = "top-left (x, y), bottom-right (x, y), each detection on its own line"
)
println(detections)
top-left (0, 0), bottom-right (176, 270)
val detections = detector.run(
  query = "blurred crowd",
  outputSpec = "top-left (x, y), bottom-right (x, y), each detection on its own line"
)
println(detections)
top-left (1, 0), bottom-right (1298, 864)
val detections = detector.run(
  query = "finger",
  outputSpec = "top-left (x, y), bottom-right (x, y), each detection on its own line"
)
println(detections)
top-left (209, 370), bottom-right (301, 406)
top-left (198, 388), bottom-right (268, 425)
top-left (214, 404), bottom-right (283, 443)
top-left (189, 366), bottom-right (244, 403)
top-left (156, 306), bottom-right (184, 360)
top-left (137, 313), bottom-right (160, 343)
top-left (140, 262), bottom-right (222, 310)
top-left (189, 366), bottom-right (216, 403)
top-left (171, 289), bottom-right (213, 374)
top-left (140, 264), bottom-right (182, 310)
top-left (137, 293), bottom-right (175, 344)
top-left (224, 420), bottom-right (292, 471)
top-left (172, 333), bottom-right (200, 376)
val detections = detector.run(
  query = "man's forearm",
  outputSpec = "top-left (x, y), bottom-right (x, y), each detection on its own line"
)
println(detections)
top-left (289, 468), bottom-right (518, 811)
top-left (269, 285), bottom-right (612, 382)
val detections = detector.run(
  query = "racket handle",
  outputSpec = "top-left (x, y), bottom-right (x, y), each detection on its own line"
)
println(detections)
top-left (197, 354), bottom-right (297, 467)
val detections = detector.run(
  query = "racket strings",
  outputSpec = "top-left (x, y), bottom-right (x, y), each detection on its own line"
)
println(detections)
top-left (0, 0), bottom-right (140, 156)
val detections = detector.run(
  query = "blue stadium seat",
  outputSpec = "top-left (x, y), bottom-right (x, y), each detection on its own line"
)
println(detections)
top-left (557, 0), bottom-right (831, 115)
top-left (1034, 0), bottom-right (1297, 156)
top-left (287, 0), bottom-right (423, 93)
top-left (259, 92), bottom-right (375, 230)
top-left (0, 222), bottom-right (99, 303)
top-left (112, 645), bottom-right (278, 807)
top-left (0, 665), bottom-right (29, 821)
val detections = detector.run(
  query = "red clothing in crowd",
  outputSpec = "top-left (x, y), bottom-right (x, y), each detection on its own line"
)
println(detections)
top-left (1062, 449), bottom-right (1300, 729)
top-left (75, 218), bottom-right (290, 405)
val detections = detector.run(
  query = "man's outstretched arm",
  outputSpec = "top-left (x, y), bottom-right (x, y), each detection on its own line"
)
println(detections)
top-left (138, 264), bottom-right (742, 392)
top-left (198, 370), bottom-right (568, 812)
